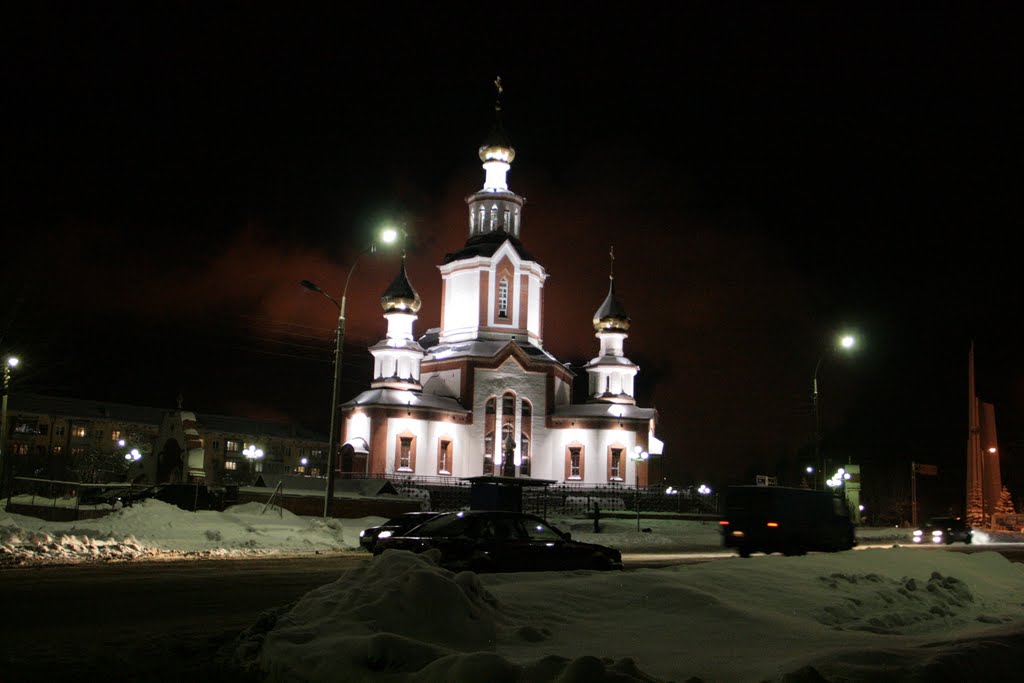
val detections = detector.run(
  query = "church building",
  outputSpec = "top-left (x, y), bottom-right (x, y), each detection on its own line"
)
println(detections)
top-left (339, 92), bottom-right (664, 486)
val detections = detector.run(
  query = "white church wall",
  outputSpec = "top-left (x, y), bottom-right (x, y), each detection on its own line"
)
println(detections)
top-left (527, 277), bottom-right (542, 341)
top-left (472, 360), bottom-right (549, 476)
top-left (441, 270), bottom-right (480, 341)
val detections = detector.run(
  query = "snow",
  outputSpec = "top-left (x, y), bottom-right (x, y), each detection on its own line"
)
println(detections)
top-left (3, 501), bottom-right (1024, 681)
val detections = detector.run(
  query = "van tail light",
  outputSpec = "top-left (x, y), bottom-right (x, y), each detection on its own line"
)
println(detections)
top-left (766, 522), bottom-right (779, 528)
top-left (719, 520), bottom-right (730, 525)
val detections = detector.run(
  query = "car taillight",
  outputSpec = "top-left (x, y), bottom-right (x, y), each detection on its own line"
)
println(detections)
top-left (766, 522), bottom-right (779, 528)
top-left (719, 520), bottom-right (730, 525)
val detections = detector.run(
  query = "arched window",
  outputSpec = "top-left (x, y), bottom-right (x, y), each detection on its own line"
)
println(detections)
top-left (498, 278), bottom-right (509, 319)
top-left (520, 400), bottom-right (532, 476)
top-left (565, 443), bottom-right (584, 481)
top-left (483, 397), bottom-right (496, 475)
top-left (490, 204), bottom-right (498, 229)
top-left (479, 206), bottom-right (486, 231)
top-left (438, 438), bottom-right (452, 476)
top-left (608, 444), bottom-right (624, 481)
top-left (395, 433), bottom-right (416, 472)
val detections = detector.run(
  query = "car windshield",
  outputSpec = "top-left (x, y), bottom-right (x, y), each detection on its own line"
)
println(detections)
top-left (407, 513), bottom-right (471, 537)
top-left (927, 517), bottom-right (957, 527)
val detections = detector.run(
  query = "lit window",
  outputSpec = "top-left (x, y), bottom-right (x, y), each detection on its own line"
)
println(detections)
top-left (610, 447), bottom-right (623, 480)
top-left (71, 447), bottom-right (85, 457)
top-left (483, 397), bottom-right (496, 475)
top-left (13, 444), bottom-right (29, 456)
top-left (111, 430), bottom-right (122, 441)
top-left (72, 426), bottom-right (87, 438)
top-left (498, 278), bottom-right (508, 319)
top-left (490, 204), bottom-right (497, 229)
top-left (52, 446), bottom-right (63, 455)
top-left (226, 440), bottom-right (241, 453)
top-left (438, 439), bottom-right (451, 474)
top-left (399, 436), bottom-right (413, 470)
top-left (570, 447), bottom-right (581, 478)
top-left (503, 209), bottom-right (510, 228)
top-left (224, 461), bottom-right (238, 471)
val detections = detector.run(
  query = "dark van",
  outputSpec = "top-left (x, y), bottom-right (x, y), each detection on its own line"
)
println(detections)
top-left (721, 485), bottom-right (856, 557)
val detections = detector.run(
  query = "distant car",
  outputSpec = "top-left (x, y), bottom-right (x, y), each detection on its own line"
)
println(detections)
top-left (372, 510), bottom-right (623, 572)
top-left (359, 512), bottom-right (442, 552)
top-left (912, 517), bottom-right (972, 545)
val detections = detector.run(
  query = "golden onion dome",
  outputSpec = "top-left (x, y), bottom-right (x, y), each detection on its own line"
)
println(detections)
top-left (380, 259), bottom-right (421, 314)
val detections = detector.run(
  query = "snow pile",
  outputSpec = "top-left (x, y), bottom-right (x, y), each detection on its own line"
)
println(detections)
top-left (234, 549), bottom-right (660, 682)
top-left (232, 547), bottom-right (1024, 682)
top-left (0, 499), bottom-right (366, 565)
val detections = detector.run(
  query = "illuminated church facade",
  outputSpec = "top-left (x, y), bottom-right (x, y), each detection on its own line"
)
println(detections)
top-left (338, 99), bottom-right (664, 485)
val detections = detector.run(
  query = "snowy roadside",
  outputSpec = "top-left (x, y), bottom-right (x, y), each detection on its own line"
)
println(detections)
top-left (2, 498), bottom-right (1019, 567)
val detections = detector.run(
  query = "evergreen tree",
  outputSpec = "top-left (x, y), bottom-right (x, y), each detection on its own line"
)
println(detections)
top-left (994, 486), bottom-right (1016, 515)
top-left (966, 484), bottom-right (986, 527)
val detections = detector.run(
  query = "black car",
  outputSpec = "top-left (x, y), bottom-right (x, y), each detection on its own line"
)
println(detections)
top-left (359, 511), bottom-right (442, 552)
top-left (912, 516), bottom-right (973, 545)
top-left (372, 510), bottom-right (623, 572)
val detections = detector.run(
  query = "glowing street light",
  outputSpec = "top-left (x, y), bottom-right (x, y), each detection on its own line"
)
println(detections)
top-left (243, 444), bottom-right (264, 460)
top-left (631, 446), bottom-right (649, 532)
top-left (0, 356), bottom-right (21, 496)
top-left (301, 226), bottom-right (403, 518)
top-left (124, 448), bottom-right (142, 462)
top-left (813, 332), bottom-right (858, 489)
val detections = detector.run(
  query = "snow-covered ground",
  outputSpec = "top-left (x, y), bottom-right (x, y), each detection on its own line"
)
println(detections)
top-left (3, 500), bottom-right (1024, 681)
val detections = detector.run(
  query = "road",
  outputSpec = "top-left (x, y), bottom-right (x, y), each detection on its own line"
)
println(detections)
top-left (2, 545), bottom-right (1022, 680)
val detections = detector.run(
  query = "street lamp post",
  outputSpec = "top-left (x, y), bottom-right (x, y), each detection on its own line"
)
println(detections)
top-left (813, 334), bottom-right (856, 490)
top-left (0, 356), bottom-right (20, 497)
top-left (631, 445), bottom-right (649, 532)
top-left (302, 227), bottom-right (399, 519)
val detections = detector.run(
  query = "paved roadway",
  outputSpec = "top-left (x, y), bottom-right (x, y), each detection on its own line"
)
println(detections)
top-left (2, 545), bottom-right (1022, 680)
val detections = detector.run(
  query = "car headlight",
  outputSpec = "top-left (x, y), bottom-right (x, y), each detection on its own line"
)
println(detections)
top-left (932, 530), bottom-right (943, 537)
top-left (913, 530), bottom-right (923, 536)
top-left (359, 530), bottom-right (366, 537)
top-left (378, 530), bottom-right (393, 540)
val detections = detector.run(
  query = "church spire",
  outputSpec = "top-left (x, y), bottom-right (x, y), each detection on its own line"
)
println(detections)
top-left (593, 247), bottom-right (631, 334)
top-left (478, 76), bottom-right (516, 191)
top-left (464, 77), bottom-right (526, 240)
top-left (585, 246), bottom-right (638, 404)
top-left (369, 256), bottom-right (424, 391)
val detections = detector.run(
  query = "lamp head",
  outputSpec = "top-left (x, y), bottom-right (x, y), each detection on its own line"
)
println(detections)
top-left (6, 357), bottom-right (19, 369)
top-left (300, 279), bottom-right (322, 293)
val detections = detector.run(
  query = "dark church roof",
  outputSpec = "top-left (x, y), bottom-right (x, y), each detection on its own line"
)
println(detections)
top-left (442, 231), bottom-right (535, 264)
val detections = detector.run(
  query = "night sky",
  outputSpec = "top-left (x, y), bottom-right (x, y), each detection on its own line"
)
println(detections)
top-left (5, 5), bottom-right (1022, 514)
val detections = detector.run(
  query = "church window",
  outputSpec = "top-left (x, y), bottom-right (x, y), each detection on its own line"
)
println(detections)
top-left (514, 208), bottom-right (520, 233)
top-left (479, 206), bottom-right (486, 230)
top-left (483, 397), bottom-right (496, 474)
top-left (520, 400), bottom-right (532, 476)
top-left (609, 446), bottom-right (624, 481)
top-left (396, 434), bottom-right (415, 471)
top-left (438, 438), bottom-right (452, 475)
top-left (566, 445), bottom-right (584, 480)
top-left (503, 209), bottom-right (510, 229)
top-left (490, 204), bottom-right (498, 229)
top-left (498, 278), bottom-right (508, 318)
top-left (470, 208), bottom-right (476, 232)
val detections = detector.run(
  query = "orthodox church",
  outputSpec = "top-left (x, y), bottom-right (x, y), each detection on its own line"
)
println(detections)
top-left (338, 92), bottom-right (664, 486)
